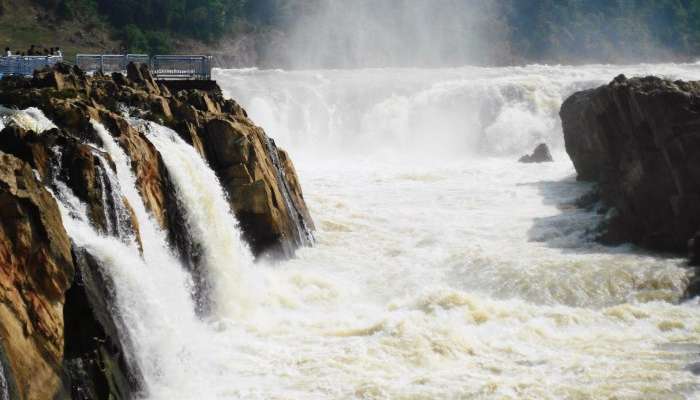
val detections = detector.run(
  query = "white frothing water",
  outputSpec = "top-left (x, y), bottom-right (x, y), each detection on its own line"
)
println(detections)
top-left (55, 122), bottom-right (217, 397)
top-left (128, 119), bottom-right (258, 317)
top-left (215, 63), bottom-right (700, 160)
top-left (201, 64), bottom-right (700, 399)
top-left (31, 63), bottom-right (700, 399)
top-left (0, 106), bottom-right (56, 132)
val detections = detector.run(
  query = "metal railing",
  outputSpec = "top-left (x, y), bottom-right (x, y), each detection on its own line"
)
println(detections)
top-left (0, 56), bottom-right (63, 77)
top-left (0, 54), bottom-right (212, 81)
top-left (150, 55), bottom-right (212, 80)
top-left (75, 54), bottom-right (150, 75)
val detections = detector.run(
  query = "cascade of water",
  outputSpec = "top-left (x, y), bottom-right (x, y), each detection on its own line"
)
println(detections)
top-left (52, 123), bottom-right (218, 398)
top-left (91, 122), bottom-right (188, 268)
top-left (92, 152), bottom-right (135, 239)
top-left (0, 106), bottom-right (57, 133)
top-left (215, 63), bottom-right (700, 160)
top-left (128, 119), bottom-right (258, 317)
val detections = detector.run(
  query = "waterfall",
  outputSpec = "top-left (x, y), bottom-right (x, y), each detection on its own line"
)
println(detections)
top-left (0, 361), bottom-right (9, 400)
top-left (54, 121), bottom-right (226, 398)
top-left (0, 106), bottom-right (57, 132)
top-left (92, 152), bottom-right (134, 239)
top-left (91, 121), bottom-right (186, 267)
top-left (128, 119), bottom-right (258, 317)
top-left (215, 63), bottom-right (700, 160)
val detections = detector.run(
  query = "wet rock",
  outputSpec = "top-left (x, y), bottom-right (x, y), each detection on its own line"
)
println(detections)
top-left (0, 63), bottom-right (315, 397)
top-left (0, 151), bottom-right (74, 399)
top-left (3, 63), bottom-right (313, 258)
top-left (518, 143), bottom-right (553, 163)
top-left (199, 117), bottom-right (314, 257)
top-left (561, 75), bottom-right (700, 254)
top-left (685, 362), bottom-right (700, 375)
top-left (690, 232), bottom-right (700, 266)
top-left (63, 248), bottom-right (140, 400)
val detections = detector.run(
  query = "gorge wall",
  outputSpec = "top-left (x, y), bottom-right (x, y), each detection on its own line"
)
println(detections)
top-left (560, 75), bottom-right (700, 267)
top-left (0, 63), bottom-right (313, 399)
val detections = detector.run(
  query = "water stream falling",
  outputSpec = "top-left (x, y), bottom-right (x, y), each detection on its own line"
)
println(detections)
top-left (0, 106), bottom-right (56, 132)
top-left (8, 63), bottom-right (700, 399)
top-left (128, 119), bottom-right (259, 317)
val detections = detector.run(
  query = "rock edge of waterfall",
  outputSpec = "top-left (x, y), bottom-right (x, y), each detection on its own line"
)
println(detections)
top-left (560, 74), bottom-right (700, 287)
top-left (0, 63), bottom-right (314, 399)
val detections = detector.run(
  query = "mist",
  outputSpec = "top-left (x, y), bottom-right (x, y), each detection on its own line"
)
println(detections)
top-left (243, 0), bottom-right (697, 69)
top-left (260, 0), bottom-right (511, 69)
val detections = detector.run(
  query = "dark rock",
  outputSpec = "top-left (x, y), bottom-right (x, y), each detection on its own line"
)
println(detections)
top-left (690, 232), bottom-right (700, 266)
top-left (560, 75), bottom-right (700, 254)
top-left (519, 143), bottom-right (553, 163)
top-left (63, 248), bottom-right (141, 400)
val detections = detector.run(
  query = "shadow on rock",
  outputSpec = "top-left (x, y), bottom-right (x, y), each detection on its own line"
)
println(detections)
top-left (524, 176), bottom-right (680, 259)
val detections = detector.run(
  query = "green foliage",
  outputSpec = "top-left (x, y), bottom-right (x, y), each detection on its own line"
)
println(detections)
top-left (44, 0), bottom-right (247, 52)
top-left (55, 0), bottom-right (97, 19)
top-left (502, 0), bottom-right (700, 61)
top-left (33, 0), bottom-right (700, 62)
top-left (123, 25), bottom-right (173, 54)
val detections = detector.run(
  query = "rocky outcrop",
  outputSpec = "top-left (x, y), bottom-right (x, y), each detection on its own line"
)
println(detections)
top-left (0, 62), bottom-right (314, 399)
top-left (560, 75), bottom-right (700, 256)
top-left (518, 143), bottom-right (553, 163)
top-left (0, 125), bottom-right (141, 399)
top-left (0, 63), bottom-right (314, 257)
top-left (0, 151), bottom-right (73, 400)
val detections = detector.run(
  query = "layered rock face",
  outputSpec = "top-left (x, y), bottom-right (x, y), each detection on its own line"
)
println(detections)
top-left (0, 151), bottom-right (73, 400)
top-left (0, 63), bottom-right (314, 399)
top-left (560, 75), bottom-right (700, 255)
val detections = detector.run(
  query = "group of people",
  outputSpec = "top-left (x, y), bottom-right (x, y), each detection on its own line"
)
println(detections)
top-left (3, 45), bottom-right (62, 58)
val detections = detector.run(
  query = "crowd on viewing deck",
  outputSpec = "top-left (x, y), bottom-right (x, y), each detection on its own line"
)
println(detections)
top-left (3, 45), bottom-right (62, 57)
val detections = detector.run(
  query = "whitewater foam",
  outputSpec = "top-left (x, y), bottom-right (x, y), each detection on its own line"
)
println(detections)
top-left (17, 64), bottom-right (700, 399)
top-left (128, 119), bottom-right (259, 318)
top-left (0, 106), bottom-right (57, 132)
top-left (204, 64), bottom-right (700, 398)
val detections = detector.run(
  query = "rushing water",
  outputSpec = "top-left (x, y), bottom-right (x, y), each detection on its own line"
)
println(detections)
top-left (209, 64), bottom-right (700, 399)
top-left (14, 64), bottom-right (700, 399)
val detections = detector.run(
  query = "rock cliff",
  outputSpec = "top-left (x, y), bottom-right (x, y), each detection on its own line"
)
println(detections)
top-left (560, 75), bottom-right (700, 259)
top-left (0, 63), bottom-right (314, 399)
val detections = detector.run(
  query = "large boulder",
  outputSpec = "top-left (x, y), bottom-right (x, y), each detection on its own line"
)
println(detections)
top-left (518, 143), bottom-right (553, 163)
top-left (560, 75), bottom-right (700, 253)
top-left (199, 117), bottom-right (315, 257)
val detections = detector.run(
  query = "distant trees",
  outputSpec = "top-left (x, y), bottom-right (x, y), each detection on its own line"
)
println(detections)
top-left (31, 0), bottom-right (700, 62)
top-left (37, 0), bottom-right (247, 53)
top-left (503, 0), bottom-right (700, 62)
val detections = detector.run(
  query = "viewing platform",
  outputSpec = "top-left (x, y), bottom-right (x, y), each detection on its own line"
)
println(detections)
top-left (76, 54), bottom-right (212, 80)
top-left (0, 54), bottom-right (212, 81)
top-left (0, 55), bottom-right (63, 77)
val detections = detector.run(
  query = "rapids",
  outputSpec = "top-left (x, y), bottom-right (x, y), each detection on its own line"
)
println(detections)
top-left (208, 64), bottom-right (700, 399)
top-left (18, 63), bottom-right (700, 399)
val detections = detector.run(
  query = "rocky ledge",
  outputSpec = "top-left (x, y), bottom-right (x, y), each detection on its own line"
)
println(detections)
top-left (0, 63), bottom-right (314, 399)
top-left (560, 75), bottom-right (700, 266)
